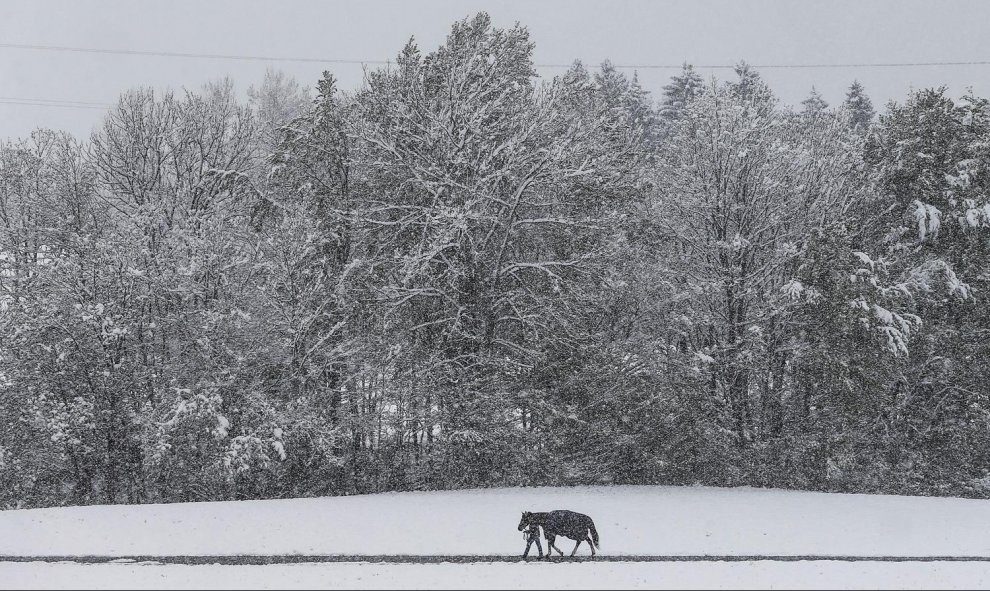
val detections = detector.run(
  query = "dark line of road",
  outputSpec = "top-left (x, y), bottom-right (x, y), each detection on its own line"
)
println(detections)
top-left (4, 555), bottom-right (990, 565)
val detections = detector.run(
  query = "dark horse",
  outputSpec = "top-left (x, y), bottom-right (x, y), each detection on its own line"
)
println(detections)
top-left (518, 510), bottom-right (599, 558)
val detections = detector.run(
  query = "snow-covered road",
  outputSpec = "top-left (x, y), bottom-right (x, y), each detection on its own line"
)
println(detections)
top-left (4, 560), bottom-right (990, 590)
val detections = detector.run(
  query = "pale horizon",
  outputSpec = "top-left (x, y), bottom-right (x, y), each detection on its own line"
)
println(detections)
top-left (2, 0), bottom-right (990, 139)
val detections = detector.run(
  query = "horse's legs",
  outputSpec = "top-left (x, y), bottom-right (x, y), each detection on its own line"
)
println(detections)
top-left (570, 539), bottom-right (581, 556)
top-left (588, 534), bottom-right (596, 557)
top-left (545, 534), bottom-right (563, 558)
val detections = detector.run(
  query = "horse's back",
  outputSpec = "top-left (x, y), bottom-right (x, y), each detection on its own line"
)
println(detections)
top-left (547, 509), bottom-right (594, 531)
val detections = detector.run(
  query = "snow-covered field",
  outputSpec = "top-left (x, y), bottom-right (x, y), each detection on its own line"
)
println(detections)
top-left (4, 485), bottom-right (990, 589)
top-left (4, 485), bottom-right (990, 557)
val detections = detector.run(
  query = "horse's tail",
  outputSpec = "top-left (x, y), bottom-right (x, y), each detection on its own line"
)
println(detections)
top-left (589, 520), bottom-right (600, 549)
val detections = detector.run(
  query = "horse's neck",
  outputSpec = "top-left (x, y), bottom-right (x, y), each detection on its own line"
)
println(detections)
top-left (529, 512), bottom-right (551, 524)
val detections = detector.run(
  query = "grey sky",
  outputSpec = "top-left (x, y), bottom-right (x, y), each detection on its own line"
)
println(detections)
top-left (1, 0), bottom-right (989, 140)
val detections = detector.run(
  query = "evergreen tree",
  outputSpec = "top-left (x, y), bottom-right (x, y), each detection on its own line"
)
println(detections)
top-left (864, 87), bottom-right (990, 493)
top-left (801, 86), bottom-right (829, 116)
top-left (660, 62), bottom-right (703, 119)
top-left (729, 61), bottom-right (775, 114)
top-left (844, 80), bottom-right (875, 130)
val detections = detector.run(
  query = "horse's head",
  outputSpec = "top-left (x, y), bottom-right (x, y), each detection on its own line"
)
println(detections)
top-left (518, 511), bottom-right (531, 531)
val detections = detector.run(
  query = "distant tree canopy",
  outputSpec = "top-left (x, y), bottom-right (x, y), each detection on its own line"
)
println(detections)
top-left (3, 13), bottom-right (990, 508)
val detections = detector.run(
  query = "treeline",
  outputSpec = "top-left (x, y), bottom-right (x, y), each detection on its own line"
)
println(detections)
top-left (2, 14), bottom-right (990, 508)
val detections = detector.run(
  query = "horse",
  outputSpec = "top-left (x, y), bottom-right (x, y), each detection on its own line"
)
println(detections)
top-left (518, 510), bottom-right (599, 558)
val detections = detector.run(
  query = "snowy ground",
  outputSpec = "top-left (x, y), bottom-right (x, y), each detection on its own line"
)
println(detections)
top-left (4, 485), bottom-right (990, 557)
top-left (5, 560), bottom-right (990, 590)
top-left (4, 485), bottom-right (990, 588)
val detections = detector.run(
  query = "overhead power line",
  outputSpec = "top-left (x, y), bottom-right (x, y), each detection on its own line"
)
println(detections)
top-left (4, 43), bottom-right (990, 113)
top-left (584, 60), bottom-right (990, 70)
top-left (3, 42), bottom-right (990, 70)
top-left (0, 42), bottom-right (389, 66)
top-left (0, 98), bottom-right (109, 110)
top-left (0, 96), bottom-right (112, 107)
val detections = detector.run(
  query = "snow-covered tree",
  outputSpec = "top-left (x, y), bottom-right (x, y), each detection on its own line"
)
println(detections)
top-left (660, 63), bottom-right (704, 119)
top-left (801, 86), bottom-right (829, 117)
top-left (651, 79), bottom-right (888, 448)
top-left (730, 61), bottom-right (774, 110)
top-left (863, 88), bottom-right (990, 491)
top-left (4, 12), bottom-right (990, 509)
top-left (843, 80), bottom-right (875, 130)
